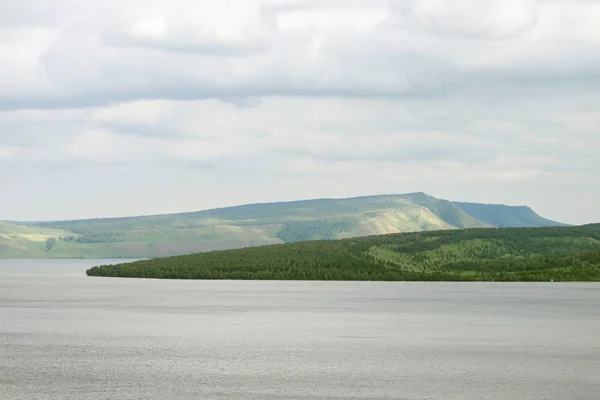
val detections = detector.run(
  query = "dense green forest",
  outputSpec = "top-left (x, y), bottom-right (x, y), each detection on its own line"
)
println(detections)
top-left (87, 224), bottom-right (600, 282)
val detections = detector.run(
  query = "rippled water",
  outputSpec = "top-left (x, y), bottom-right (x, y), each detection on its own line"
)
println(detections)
top-left (1, 259), bottom-right (599, 399)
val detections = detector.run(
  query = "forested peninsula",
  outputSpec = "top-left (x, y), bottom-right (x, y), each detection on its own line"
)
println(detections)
top-left (86, 224), bottom-right (600, 282)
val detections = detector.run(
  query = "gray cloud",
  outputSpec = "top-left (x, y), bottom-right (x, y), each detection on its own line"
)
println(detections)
top-left (0, 0), bottom-right (599, 224)
top-left (1, 0), bottom-right (599, 108)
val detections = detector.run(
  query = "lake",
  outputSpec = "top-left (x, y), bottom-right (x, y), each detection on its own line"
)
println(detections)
top-left (1, 259), bottom-right (599, 399)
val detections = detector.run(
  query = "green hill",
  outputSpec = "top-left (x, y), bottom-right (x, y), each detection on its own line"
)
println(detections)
top-left (0, 222), bottom-right (68, 256)
top-left (1, 193), bottom-right (567, 259)
top-left (87, 224), bottom-right (600, 281)
top-left (452, 202), bottom-right (567, 228)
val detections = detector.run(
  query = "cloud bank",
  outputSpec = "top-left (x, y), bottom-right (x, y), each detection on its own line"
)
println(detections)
top-left (1, 0), bottom-right (599, 224)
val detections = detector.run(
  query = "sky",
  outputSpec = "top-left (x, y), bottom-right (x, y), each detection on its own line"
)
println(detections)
top-left (1, 0), bottom-right (599, 225)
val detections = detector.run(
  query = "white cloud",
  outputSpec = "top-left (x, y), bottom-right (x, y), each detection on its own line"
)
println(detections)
top-left (118, 1), bottom-right (275, 53)
top-left (0, 0), bottom-right (598, 107)
top-left (0, 145), bottom-right (20, 160)
top-left (0, 27), bottom-right (59, 98)
top-left (391, 0), bottom-right (539, 38)
top-left (0, 0), bottom-right (598, 224)
top-left (65, 129), bottom-right (164, 163)
top-left (277, 6), bottom-right (388, 31)
top-left (0, 95), bottom-right (592, 173)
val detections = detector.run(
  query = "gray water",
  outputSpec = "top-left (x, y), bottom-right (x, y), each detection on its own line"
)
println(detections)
top-left (1, 259), bottom-right (599, 400)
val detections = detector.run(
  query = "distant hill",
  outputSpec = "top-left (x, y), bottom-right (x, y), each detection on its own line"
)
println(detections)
top-left (0, 222), bottom-right (66, 255)
top-left (452, 202), bottom-right (567, 228)
top-left (87, 224), bottom-right (600, 282)
top-left (1, 193), bottom-right (569, 259)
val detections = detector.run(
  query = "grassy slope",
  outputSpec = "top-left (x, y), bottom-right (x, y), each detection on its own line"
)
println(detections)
top-left (87, 224), bottom-right (600, 281)
top-left (452, 202), bottom-right (567, 228)
top-left (0, 222), bottom-right (68, 257)
top-left (0, 223), bottom-right (281, 258)
top-left (3, 193), bottom-right (564, 259)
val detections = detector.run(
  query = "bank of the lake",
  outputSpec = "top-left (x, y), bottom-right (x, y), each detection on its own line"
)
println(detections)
top-left (87, 225), bottom-right (600, 281)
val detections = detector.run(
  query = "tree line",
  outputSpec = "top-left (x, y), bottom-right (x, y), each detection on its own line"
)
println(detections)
top-left (86, 224), bottom-right (600, 282)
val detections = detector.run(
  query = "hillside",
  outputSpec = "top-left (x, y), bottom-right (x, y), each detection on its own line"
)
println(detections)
top-left (1, 193), bottom-right (567, 259)
top-left (0, 222), bottom-right (68, 256)
top-left (452, 202), bottom-right (567, 228)
top-left (87, 224), bottom-right (600, 281)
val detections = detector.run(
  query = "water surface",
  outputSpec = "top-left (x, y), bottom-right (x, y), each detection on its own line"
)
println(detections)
top-left (1, 259), bottom-right (599, 399)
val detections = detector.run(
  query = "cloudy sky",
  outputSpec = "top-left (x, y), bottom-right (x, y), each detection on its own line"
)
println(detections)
top-left (1, 0), bottom-right (599, 224)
